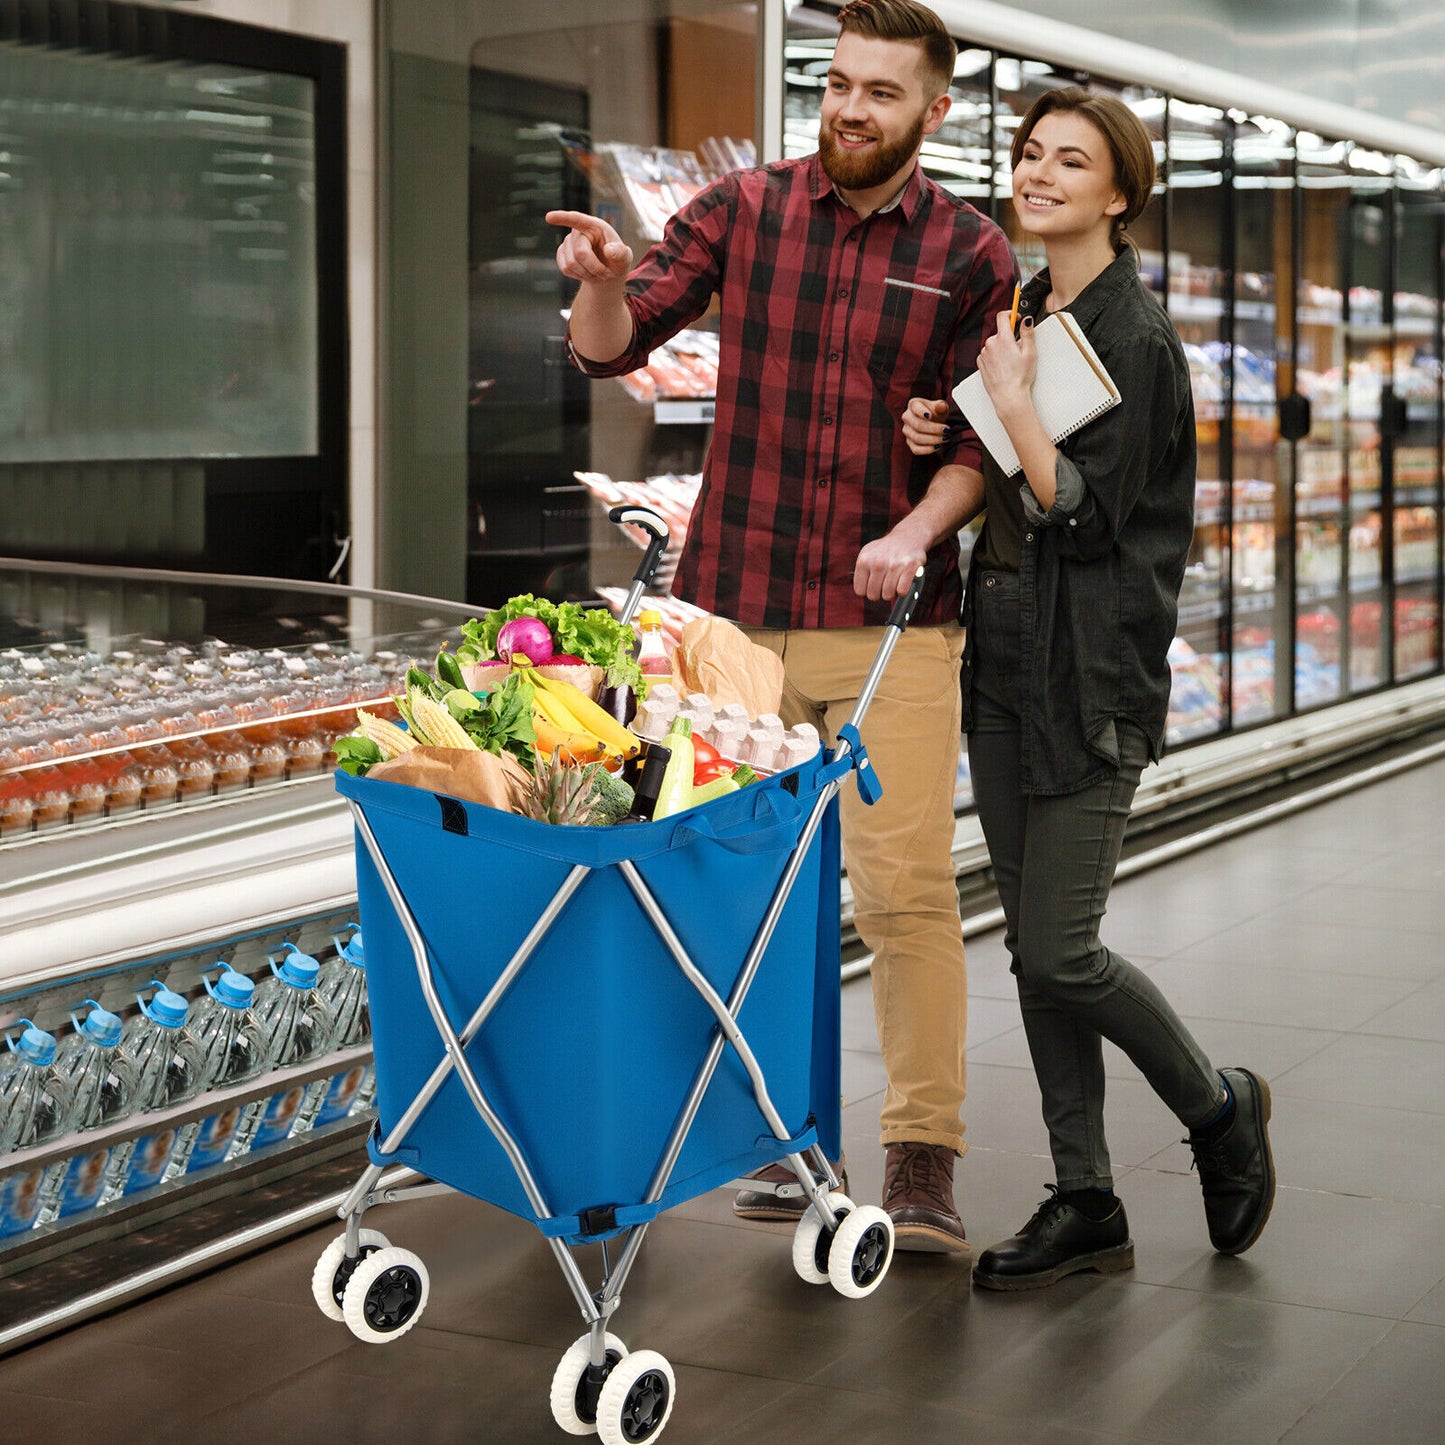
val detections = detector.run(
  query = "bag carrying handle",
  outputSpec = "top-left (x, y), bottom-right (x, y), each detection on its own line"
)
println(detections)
top-left (670, 786), bottom-right (801, 855)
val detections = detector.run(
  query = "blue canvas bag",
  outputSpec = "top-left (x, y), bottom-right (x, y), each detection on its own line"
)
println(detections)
top-left (336, 751), bottom-right (843, 1245)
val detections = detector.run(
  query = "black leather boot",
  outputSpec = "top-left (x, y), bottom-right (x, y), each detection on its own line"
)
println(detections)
top-left (972, 1186), bottom-right (1134, 1291)
top-left (1188, 1067), bottom-right (1275, 1255)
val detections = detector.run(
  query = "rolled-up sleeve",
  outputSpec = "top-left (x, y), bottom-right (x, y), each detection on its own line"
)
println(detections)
top-left (1020, 453), bottom-right (1087, 525)
top-left (565, 178), bottom-right (734, 378)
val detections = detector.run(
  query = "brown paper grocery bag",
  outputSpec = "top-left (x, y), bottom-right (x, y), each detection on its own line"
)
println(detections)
top-left (673, 616), bottom-right (784, 716)
top-left (369, 745), bottom-right (533, 815)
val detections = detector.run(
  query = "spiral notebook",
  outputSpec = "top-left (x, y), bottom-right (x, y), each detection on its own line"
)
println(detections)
top-left (952, 312), bottom-right (1120, 477)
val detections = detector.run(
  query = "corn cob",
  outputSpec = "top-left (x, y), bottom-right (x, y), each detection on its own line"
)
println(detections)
top-left (355, 709), bottom-right (419, 760)
top-left (409, 692), bottom-right (478, 750)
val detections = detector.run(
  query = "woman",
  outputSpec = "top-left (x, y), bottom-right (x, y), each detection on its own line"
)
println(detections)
top-left (903, 87), bottom-right (1275, 1289)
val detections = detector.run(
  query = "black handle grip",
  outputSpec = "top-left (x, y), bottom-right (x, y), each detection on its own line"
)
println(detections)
top-left (609, 505), bottom-right (670, 590)
top-left (887, 565), bottom-right (927, 632)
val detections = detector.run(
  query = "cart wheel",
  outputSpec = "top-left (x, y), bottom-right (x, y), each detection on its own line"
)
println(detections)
top-left (790, 1192), bottom-right (854, 1285)
top-left (549, 1331), bottom-right (630, 1436)
top-left (826, 1204), bottom-right (893, 1299)
top-left (311, 1229), bottom-right (391, 1322)
top-left (340, 1245), bottom-right (430, 1343)
top-left (595, 1349), bottom-right (674, 1445)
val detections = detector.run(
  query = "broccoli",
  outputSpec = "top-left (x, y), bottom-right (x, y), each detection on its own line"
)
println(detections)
top-left (587, 766), bottom-right (635, 826)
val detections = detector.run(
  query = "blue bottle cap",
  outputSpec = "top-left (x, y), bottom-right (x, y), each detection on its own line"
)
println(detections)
top-left (340, 931), bottom-right (365, 969)
top-left (8, 1019), bottom-right (58, 1066)
top-left (74, 1000), bottom-right (123, 1048)
top-left (272, 943), bottom-right (320, 989)
top-left (204, 965), bottom-right (255, 1010)
top-left (139, 981), bottom-right (190, 1028)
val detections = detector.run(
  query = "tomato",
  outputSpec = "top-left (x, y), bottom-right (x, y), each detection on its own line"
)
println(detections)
top-left (694, 759), bottom-right (736, 786)
top-left (690, 738), bottom-right (723, 783)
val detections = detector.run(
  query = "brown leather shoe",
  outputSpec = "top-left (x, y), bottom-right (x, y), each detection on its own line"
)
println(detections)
top-left (733, 1156), bottom-right (848, 1221)
top-left (883, 1142), bottom-right (968, 1254)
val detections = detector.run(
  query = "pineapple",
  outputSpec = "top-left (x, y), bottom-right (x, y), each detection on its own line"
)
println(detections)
top-left (525, 750), bottom-right (604, 827)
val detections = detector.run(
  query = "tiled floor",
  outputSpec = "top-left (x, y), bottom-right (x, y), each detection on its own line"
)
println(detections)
top-left (3, 756), bottom-right (1444, 1443)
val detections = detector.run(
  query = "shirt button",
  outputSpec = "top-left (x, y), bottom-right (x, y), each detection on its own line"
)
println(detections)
top-left (822, 415), bottom-right (833, 426)
top-left (828, 351), bottom-right (840, 362)
top-left (1025, 532), bottom-right (1035, 542)
top-left (984, 576), bottom-right (996, 588)
top-left (807, 579), bottom-right (819, 590)
top-left (837, 287), bottom-right (849, 299)
top-left (1069, 518), bottom-right (1078, 527)
top-left (818, 477), bottom-right (829, 488)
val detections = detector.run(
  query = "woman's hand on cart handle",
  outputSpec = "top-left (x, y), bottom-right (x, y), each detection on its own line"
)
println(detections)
top-left (902, 397), bottom-right (953, 455)
top-left (609, 505), bottom-right (671, 592)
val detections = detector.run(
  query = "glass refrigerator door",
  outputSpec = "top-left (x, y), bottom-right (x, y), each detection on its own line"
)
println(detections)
top-left (1295, 134), bottom-right (1351, 709)
top-left (1231, 116), bottom-right (1294, 726)
top-left (1166, 100), bottom-right (1229, 742)
top-left (1392, 161), bottom-right (1444, 681)
top-left (1343, 149), bottom-right (1395, 692)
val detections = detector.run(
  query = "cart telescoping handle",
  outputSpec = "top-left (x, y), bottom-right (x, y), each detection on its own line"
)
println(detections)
top-left (835, 563), bottom-right (928, 752)
top-left (607, 505), bottom-right (670, 628)
top-left (886, 560), bottom-right (928, 632)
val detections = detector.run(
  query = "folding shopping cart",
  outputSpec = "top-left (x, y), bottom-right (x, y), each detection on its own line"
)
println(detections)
top-left (311, 508), bottom-right (926, 1443)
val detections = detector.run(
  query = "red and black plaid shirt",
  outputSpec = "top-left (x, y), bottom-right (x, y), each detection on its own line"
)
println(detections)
top-left (568, 154), bottom-right (1017, 628)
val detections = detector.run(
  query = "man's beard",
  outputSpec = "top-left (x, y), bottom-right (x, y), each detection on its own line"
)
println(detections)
top-left (818, 108), bottom-right (927, 192)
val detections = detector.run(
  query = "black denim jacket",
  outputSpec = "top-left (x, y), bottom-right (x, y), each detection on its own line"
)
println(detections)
top-left (960, 249), bottom-right (1197, 794)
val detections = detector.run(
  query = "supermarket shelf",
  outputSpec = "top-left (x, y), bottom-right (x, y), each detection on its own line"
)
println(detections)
top-left (653, 397), bottom-right (715, 424)
top-left (0, 777), bottom-right (353, 986)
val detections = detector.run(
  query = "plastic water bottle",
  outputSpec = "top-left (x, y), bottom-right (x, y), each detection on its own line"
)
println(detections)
top-left (227, 944), bottom-right (338, 1159)
top-left (37, 1002), bottom-right (138, 1223)
top-left (102, 982), bottom-right (206, 1200)
top-left (0, 1021), bottom-right (75, 1236)
top-left (292, 926), bottom-right (373, 1136)
top-left (165, 964), bottom-right (268, 1178)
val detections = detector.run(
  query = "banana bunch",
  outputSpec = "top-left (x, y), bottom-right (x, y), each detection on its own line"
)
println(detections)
top-left (523, 665), bottom-right (640, 767)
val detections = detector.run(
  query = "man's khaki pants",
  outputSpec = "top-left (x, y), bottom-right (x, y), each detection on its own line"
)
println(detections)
top-left (743, 624), bottom-right (968, 1154)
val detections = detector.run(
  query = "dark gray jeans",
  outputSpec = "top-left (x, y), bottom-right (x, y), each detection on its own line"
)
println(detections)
top-left (967, 570), bottom-right (1225, 1191)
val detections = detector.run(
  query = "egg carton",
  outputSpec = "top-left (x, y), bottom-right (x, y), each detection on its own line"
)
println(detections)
top-left (632, 683), bottom-right (820, 774)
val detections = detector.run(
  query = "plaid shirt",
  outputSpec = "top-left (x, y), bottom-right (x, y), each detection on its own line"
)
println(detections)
top-left (568, 154), bottom-right (1017, 628)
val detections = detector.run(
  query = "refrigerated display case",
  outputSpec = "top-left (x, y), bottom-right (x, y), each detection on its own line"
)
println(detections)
top-left (0, 565), bottom-right (478, 1320)
top-left (782, 3), bottom-right (1445, 774)
top-left (1165, 99), bottom-right (1232, 742)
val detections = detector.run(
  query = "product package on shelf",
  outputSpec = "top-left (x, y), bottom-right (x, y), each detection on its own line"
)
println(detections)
top-left (0, 641), bottom-right (412, 839)
top-left (613, 328), bottom-right (719, 405)
top-left (576, 471), bottom-right (700, 594)
top-left (597, 143), bottom-right (710, 242)
top-left (698, 135), bottom-right (756, 176)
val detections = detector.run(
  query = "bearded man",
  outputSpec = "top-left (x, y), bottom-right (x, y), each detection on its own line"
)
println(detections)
top-left (548, 0), bottom-right (1014, 1252)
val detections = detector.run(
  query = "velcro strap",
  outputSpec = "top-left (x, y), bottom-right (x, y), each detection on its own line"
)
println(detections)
top-left (834, 724), bottom-right (882, 805)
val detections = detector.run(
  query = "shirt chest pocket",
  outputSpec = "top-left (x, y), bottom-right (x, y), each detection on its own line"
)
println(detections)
top-left (865, 276), bottom-right (953, 392)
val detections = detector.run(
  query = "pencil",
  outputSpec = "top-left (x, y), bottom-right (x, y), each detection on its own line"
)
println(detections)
top-left (1008, 283), bottom-right (1021, 335)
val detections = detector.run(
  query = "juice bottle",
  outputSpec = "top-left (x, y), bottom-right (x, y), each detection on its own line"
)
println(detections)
top-left (635, 610), bottom-right (674, 694)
